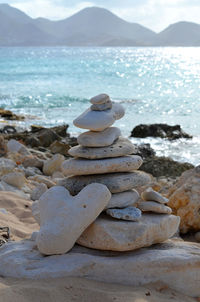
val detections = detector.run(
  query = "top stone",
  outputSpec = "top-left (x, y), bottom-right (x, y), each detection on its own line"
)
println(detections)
top-left (90, 93), bottom-right (110, 105)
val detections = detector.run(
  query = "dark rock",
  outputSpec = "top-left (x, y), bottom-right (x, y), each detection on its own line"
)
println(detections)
top-left (134, 143), bottom-right (155, 158)
top-left (140, 156), bottom-right (194, 177)
top-left (0, 108), bottom-right (24, 121)
top-left (64, 136), bottom-right (78, 147)
top-left (1, 125), bottom-right (17, 134)
top-left (0, 135), bottom-right (7, 157)
top-left (31, 124), bottom-right (69, 137)
top-left (131, 124), bottom-right (192, 140)
top-left (50, 140), bottom-right (70, 156)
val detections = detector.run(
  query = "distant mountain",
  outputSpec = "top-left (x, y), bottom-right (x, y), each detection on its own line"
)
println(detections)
top-left (155, 21), bottom-right (200, 46)
top-left (0, 4), bottom-right (200, 46)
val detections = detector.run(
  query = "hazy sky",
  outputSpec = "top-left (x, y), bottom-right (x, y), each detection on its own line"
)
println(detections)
top-left (1, 0), bottom-right (200, 32)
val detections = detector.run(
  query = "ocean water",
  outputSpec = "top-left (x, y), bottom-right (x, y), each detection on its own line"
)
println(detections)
top-left (0, 47), bottom-right (200, 165)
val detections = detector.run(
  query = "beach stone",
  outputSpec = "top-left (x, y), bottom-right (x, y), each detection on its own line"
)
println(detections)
top-left (0, 158), bottom-right (16, 176)
top-left (77, 127), bottom-right (121, 147)
top-left (78, 213), bottom-right (180, 251)
top-left (2, 171), bottom-right (26, 189)
top-left (0, 135), bottom-right (7, 156)
top-left (106, 190), bottom-right (139, 209)
top-left (28, 175), bottom-right (55, 188)
top-left (24, 167), bottom-right (43, 177)
top-left (32, 200), bottom-right (40, 224)
top-left (73, 103), bottom-right (125, 131)
top-left (43, 154), bottom-right (65, 176)
top-left (90, 93), bottom-right (110, 105)
top-left (168, 166), bottom-right (200, 233)
top-left (7, 139), bottom-right (30, 155)
top-left (1, 239), bottom-right (200, 297)
top-left (50, 140), bottom-right (70, 156)
top-left (22, 155), bottom-right (44, 169)
top-left (106, 207), bottom-right (142, 221)
top-left (0, 180), bottom-right (28, 199)
top-left (36, 184), bottom-right (111, 255)
top-left (141, 188), bottom-right (168, 204)
top-left (195, 232), bottom-right (200, 242)
top-left (31, 183), bottom-right (48, 201)
top-left (138, 201), bottom-right (172, 214)
top-left (62, 155), bottom-right (143, 176)
top-left (58, 171), bottom-right (152, 195)
top-left (90, 101), bottom-right (112, 111)
top-left (68, 137), bottom-right (136, 159)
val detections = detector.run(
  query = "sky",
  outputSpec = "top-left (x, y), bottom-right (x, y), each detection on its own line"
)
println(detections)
top-left (1, 0), bottom-right (200, 32)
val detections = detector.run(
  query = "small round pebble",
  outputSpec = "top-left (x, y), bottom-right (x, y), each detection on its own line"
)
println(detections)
top-left (106, 206), bottom-right (142, 221)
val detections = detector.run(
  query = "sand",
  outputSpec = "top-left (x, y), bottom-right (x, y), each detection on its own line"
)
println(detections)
top-left (0, 277), bottom-right (196, 302)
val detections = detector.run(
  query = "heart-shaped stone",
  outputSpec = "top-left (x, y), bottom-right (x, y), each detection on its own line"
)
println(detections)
top-left (36, 184), bottom-right (111, 255)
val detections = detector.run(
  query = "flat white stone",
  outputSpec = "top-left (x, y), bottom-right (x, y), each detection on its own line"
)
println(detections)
top-left (105, 190), bottom-right (139, 209)
top-left (78, 127), bottom-right (121, 147)
top-left (62, 155), bottom-right (143, 176)
top-left (90, 93), bottom-right (110, 104)
top-left (7, 139), bottom-right (30, 155)
top-left (68, 137), bottom-right (136, 159)
top-left (90, 101), bottom-right (112, 111)
top-left (0, 158), bottom-right (16, 176)
top-left (78, 213), bottom-right (179, 251)
top-left (106, 207), bottom-right (142, 221)
top-left (138, 201), bottom-right (172, 214)
top-left (58, 171), bottom-right (152, 195)
top-left (36, 184), bottom-right (111, 255)
top-left (1, 239), bottom-right (200, 297)
top-left (2, 172), bottom-right (25, 189)
top-left (73, 103), bottom-right (125, 131)
top-left (43, 154), bottom-right (65, 176)
top-left (141, 188), bottom-right (168, 204)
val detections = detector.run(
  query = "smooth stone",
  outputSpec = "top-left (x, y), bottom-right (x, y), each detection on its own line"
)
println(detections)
top-left (68, 137), bottom-right (135, 159)
top-left (90, 101), bottom-right (112, 111)
top-left (7, 139), bottom-right (30, 155)
top-left (0, 158), bottom-right (16, 176)
top-left (22, 155), bottom-right (44, 169)
top-left (106, 190), bottom-right (139, 209)
top-left (77, 127), bottom-right (121, 147)
top-left (31, 183), bottom-right (48, 201)
top-left (90, 93), bottom-right (110, 105)
top-left (32, 200), bottom-right (40, 224)
top-left (195, 231), bottom-right (200, 242)
top-left (58, 171), bottom-right (152, 195)
top-left (2, 172), bottom-right (26, 189)
top-left (106, 207), bottom-right (142, 221)
top-left (78, 213), bottom-right (180, 251)
top-left (0, 180), bottom-right (28, 199)
top-left (28, 175), bottom-right (56, 188)
top-left (73, 103), bottom-right (125, 131)
top-left (141, 188), bottom-right (168, 204)
top-left (36, 184), bottom-right (111, 255)
top-left (138, 201), bottom-right (172, 214)
top-left (43, 154), bottom-right (65, 176)
top-left (62, 155), bottom-right (143, 176)
top-left (1, 239), bottom-right (200, 297)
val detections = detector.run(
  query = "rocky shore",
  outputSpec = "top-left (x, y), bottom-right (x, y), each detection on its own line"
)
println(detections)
top-left (0, 105), bottom-right (200, 301)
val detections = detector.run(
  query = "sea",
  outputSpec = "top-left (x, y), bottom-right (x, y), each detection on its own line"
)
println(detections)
top-left (0, 47), bottom-right (200, 165)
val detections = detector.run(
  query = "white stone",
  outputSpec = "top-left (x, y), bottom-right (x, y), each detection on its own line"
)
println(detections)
top-left (2, 172), bottom-right (26, 189)
top-left (43, 154), bottom-right (65, 176)
top-left (68, 137), bottom-right (136, 159)
top-left (58, 171), bottom-right (151, 195)
top-left (36, 184), bottom-right (111, 255)
top-left (62, 155), bottom-right (143, 176)
top-left (90, 93), bottom-right (110, 104)
top-left (77, 127), bottom-right (121, 147)
top-left (0, 158), bottom-right (16, 176)
top-left (73, 103), bottom-right (125, 131)
top-left (90, 101), bottom-right (112, 111)
top-left (0, 239), bottom-right (200, 297)
top-left (78, 213), bottom-right (180, 251)
top-left (106, 207), bottom-right (142, 221)
top-left (32, 201), bottom-right (40, 224)
top-left (138, 201), bottom-right (172, 214)
top-left (141, 188), bottom-right (168, 204)
top-left (105, 190), bottom-right (139, 209)
top-left (31, 183), bottom-right (48, 201)
top-left (0, 180), bottom-right (28, 199)
top-left (7, 139), bottom-right (30, 155)
top-left (28, 175), bottom-right (55, 188)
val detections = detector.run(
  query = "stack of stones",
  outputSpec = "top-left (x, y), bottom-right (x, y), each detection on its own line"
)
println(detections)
top-left (138, 188), bottom-right (172, 214)
top-left (61, 94), bottom-right (150, 222)
top-left (58, 94), bottom-right (180, 252)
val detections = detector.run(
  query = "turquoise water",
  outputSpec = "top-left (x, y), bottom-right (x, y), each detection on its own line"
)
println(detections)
top-left (0, 47), bottom-right (200, 165)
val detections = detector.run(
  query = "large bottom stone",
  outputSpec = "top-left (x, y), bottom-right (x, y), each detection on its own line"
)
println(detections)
top-left (0, 239), bottom-right (200, 297)
top-left (58, 171), bottom-right (151, 195)
top-left (78, 213), bottom-right (180, 251)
